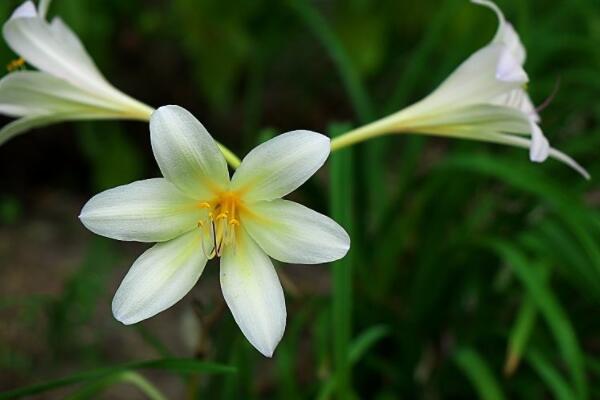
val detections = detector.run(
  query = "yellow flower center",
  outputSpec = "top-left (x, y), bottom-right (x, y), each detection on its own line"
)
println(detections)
top-left (196, 192), bottom-right (244, 259)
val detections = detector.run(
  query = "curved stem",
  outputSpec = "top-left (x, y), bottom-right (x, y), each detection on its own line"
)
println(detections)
top-left (331, 121), bottom-right (590, 179)
top-left (330, 116), bottom-right (401, 151)
top-left (218, 143), bottom-right (242, 169)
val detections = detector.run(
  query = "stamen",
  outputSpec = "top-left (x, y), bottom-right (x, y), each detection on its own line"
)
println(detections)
top-left (196, 194), bottom-right (242, 258)
top-left (215, 212), bottom-right (228, 221)
top-left (7, 57), bottom-right (25, 72)
top-left (198, 218), bottom-right (215, 259)
top-left (211, 220), bottom-right (218, 256)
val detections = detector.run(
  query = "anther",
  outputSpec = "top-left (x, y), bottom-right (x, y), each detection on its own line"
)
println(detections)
top-left (215, 212), bottom-right (228, 221)
top-left (7, 57), bottom-right (25, 72)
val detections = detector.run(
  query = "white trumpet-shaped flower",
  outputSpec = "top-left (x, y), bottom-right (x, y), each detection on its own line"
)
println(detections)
top-left (0, 0), bottom-right (153, 145)
top-left (331, 0), bottom-right (588, 179)
top-left (79, 105), bottom-right (350, 357)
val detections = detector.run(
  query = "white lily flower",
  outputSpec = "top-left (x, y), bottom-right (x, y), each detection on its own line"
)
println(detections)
top-left (79, 105), bottom-right (350, 357)
top-left (331, 0), bottom-right (588, 179)
top-left (0, 1), bottom-right (153, 145)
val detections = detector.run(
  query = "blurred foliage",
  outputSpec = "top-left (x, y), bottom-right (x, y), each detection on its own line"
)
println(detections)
top-left (1, 0), bottom-right (600, 398)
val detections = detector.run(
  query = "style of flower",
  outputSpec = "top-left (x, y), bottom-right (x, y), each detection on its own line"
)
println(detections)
top-left (79, 105), bottom-right (350, 357)
top-left (330, 0), bottom-right (588, 179)
top-left (0, 1), bottom-right (153, 145)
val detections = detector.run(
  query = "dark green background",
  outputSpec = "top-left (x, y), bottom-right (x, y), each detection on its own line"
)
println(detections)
top-left (0, 0), bottom-right (598, 398)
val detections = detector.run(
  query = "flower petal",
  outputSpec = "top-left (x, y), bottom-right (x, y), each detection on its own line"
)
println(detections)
top-left (529, 122), bottom-right (549, 162)
top-left (406, 104), bottom-right (531, 135)
top-left (0, 108), bottom-right (149, 146)
top-left (472, 0), bottom-right (526, 64)
top-left (112, 230), bottom-right (207, 325)
top-left (231, 130), bottom-right (330, 202)
top-left (150, 105), bottom-right (230, 199)
top-left (495, 48), bottom-right (527, 83)
top-left (11, 1), bottom-right (37, 19)
top-left (403, 44), bottom-right (527, 116)
top-left (492, 88), bottom-right (540, 123)
top-left (243, 199), bottom-right (350, 264)
top-left (0, 112), bottom-right (91, 145)
top-left (220, 230), bottom-right (286, 357)
top-left (79, 178), bottom-right (205, 242)
top-left (3, 5), bottom-right (109, 94)
top-left (0, 71), bottom-right (125, 116)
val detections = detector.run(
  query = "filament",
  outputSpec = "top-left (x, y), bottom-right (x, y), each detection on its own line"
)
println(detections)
top-left (196, 195), bottom-right (240, 258)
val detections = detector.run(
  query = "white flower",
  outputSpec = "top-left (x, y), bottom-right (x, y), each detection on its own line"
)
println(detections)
top-left (0, 1), bottom-right (153, 145)
top-left (79, 105), bottom-right (350, 357)
top-left (333, 0), bottom-right (588, 178)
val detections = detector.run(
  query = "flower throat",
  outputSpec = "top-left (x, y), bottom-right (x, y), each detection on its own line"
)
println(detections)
top-left (196, 193), bottom-right (241, 259)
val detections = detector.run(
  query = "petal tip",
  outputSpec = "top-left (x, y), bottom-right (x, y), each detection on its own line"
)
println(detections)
top-left (112, 300), bottom-right (138, 326)
top-left (257, 345), bottom-right (276, 358)
top-left (496, 50), bottom-right (528, 83)
top-left (9, 1), bottom-right (37, 20)
top-left (529, 123), bottom-right (550, 163)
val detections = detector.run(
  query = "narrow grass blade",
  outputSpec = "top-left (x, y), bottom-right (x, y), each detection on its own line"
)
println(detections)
top-left (489, 240), bottom-right (588, 400)
top-left (318, 325), bottom-right (390, 400)
top-left (505, 296), bottom-right (537, 376)
top-left (329, 122), bottom-right (356, 399)
top-left (0, 358), bottom-right (235, 400)
top-left (287, 0), bottom-right (372, 122)
top-left (504, 267), bottom-right (549, 376)
top-left (526, 349), bottom-right (577, 400)
top-left (454, 347), bottom-right (506, 400)
top-left (65, 371), bottom-right (167, 400)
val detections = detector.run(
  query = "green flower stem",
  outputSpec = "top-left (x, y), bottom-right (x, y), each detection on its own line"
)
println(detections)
top-left (218, 143), bottom-right (242, 169)
top-left (329, 123), bottom-right (355, 399)
top-left (330, 116), bottom-right (400, 152)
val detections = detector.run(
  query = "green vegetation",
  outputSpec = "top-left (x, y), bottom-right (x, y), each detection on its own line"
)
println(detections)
top-left (0, 0), bottom-right (598, 398)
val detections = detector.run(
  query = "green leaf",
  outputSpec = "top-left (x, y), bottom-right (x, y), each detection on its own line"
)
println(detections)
top-left (504, 267), bottom-right (549, 375)
top-left (65, 371), bottom-right (167, 400)
top-left (318, 325), bottom-right (390, 400)
top-left (526, 349), bottom-right (577, 400)
top-left (488, 240), bottom-right (588, 400)
top-left (0, 358), bottom-right (235, 400)
top-left (454, 347), bottom-right (506, 400)
top-left (348, 325), bottom-right (390, 363)
top-left (504, 295), bottom-right (537, 376)
top-left (288, 0), bottom-right (373, 122)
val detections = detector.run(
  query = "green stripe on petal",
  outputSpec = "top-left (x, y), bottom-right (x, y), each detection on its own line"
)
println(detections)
top-left (112, 230), bottom-right (208, 325)
top-left (79, 178), bottom-right (205, 242)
